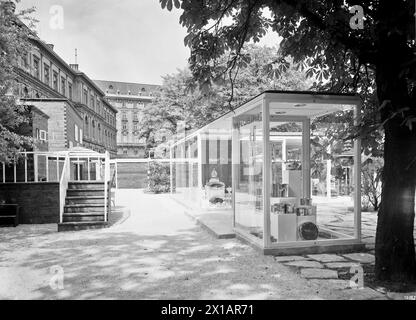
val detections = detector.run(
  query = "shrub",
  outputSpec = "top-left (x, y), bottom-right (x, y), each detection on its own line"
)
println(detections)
top-left (147, 161), bottom-right (170, 193)
top-left (361, 157), bottom-right (383, 212)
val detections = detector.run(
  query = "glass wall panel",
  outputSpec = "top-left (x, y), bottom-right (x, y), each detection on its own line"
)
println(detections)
top-left (311, 107), bottom-right (356, 240)
top-left (234, 106), bottom-right (264, 240)
top-left (269, 120), bottom-right (305, 243)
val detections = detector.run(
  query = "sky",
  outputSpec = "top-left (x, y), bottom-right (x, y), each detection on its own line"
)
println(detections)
top-left (17, 0), bottom-right (281, 85)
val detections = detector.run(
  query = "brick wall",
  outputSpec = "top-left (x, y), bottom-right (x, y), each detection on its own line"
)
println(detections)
top-left (31, 101), bottom-right (66, 151)
top-left (65, 102), bottom-right (83, 148)
top-left (0, 183), bottom-right (60, 224)
top-left (32, 108), bottom-right (49, 151)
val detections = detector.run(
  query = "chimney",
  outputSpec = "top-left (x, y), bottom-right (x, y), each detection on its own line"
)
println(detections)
top-left (70, 64), bottom-right (79, 71)
top-left (46, 44), bottom-right (54, 50)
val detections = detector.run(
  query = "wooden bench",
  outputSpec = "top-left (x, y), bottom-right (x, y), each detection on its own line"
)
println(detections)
top-left (0, 204), bottom-right (19, 227)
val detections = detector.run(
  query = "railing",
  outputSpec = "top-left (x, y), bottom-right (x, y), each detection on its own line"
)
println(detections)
top-left (59, 154), bottom-right (70, 223)
top-left (1, 150), bottom-right (111, 223)
top-left (0, 151), bottom-right (67, 183)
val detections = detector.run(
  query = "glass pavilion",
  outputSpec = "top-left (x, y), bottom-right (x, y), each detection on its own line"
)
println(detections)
top-left (170, 91), bottom-right (365, 255)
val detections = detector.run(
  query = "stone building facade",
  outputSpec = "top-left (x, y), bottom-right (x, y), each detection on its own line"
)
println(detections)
top-left (94, 80), bottom-right (161, 158)
top-left (13, 36), bottom-right (118, 156)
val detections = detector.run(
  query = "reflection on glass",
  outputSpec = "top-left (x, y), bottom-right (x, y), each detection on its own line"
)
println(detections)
top-left (234, 107), bottom-right (264, 241)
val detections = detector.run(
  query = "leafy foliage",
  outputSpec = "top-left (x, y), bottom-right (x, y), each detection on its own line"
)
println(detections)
top-left (147, 161), bottom-right (170, 193)
top-left (0, 0), bottom-right (35, 163)
top-left (361, 157), bottom-right (383, 212)
top-left (140, 44), bottom-right (312, 153)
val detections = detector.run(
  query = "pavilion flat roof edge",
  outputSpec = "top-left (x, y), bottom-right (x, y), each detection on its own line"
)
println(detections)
top-left (263, 91), bottom-right (360, 104)
top-left (169, 91), bottom-right (361, 148)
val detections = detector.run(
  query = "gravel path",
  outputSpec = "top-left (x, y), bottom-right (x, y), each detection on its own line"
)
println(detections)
top-left (0, 190), bottom-right (384, 300)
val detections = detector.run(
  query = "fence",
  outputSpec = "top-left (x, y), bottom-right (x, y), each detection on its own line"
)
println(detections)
top-left (1, 150), bottom-right (111, 223)
top-left (110, 158), bottom-right (171, 189)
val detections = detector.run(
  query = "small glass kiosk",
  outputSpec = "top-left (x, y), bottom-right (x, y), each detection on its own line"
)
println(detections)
top-left (171, 91), bottom-right (364, 255)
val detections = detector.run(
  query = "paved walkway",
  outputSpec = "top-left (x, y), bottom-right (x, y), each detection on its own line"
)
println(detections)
top-left (0, 190), bottom-right (391, 300)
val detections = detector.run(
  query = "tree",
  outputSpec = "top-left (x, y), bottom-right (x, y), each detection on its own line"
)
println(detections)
top-left (160, 0), bottom-right (416, 281)
top-left (362, 157), bottom-right (383, 212)
top-left (140, 44), bottom-right (312, 154)
top-left (0, 0), bottom-right (35, 163)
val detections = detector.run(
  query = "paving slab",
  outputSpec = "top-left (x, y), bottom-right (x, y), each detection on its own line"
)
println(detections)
top-left (342, 253), bottom-right (375, 264)
top-left (325, 262), bottom-right (362, 269)
top-left (309, 279), bottom-right (351, 290)
top-left (301, 268), bottom-right (339, 279)
top-left (274, 256), bottom-right (308, 262)
top-left (335, 288), bottom-right (386, 300)
top-left (307, 254), bottom-right (347, 263)
top-left (285, 260), bottom-right (324, 268)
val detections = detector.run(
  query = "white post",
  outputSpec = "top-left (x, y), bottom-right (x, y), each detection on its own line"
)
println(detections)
top-left (302, 118), bottom-right (311, 199)
top-left (197, 134), bottom-right (203, 189)
top-left (25, 154), bottom-right (28, 183)
top-left (45, 155), bottom-right (49, 182)
top-left (2, 163), bottom-right (5, 183)
top-left (354, 103), bottom-right (362, 241)
top-left (326, 159), bottom-right (332, 199)
top-left (104, 151), bottom-right (110, 222)
top-left (13, 162), bottom-right (16, 183)
top-left (77, 157), bottom-right (80, 181)
top-left (34, 154), bottom-right (38, 182)
top-left (231, 124), bottom-right (239, 228)
top-left (262, 98), bottom-right (271, 248)
top-left (56, 156), bottom-right (59, 182)
top-left (169, 147), bottom-right (173, 194)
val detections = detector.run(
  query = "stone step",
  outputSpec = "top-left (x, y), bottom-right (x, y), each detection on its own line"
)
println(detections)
top-left (58, 221), bottom-right (108, 232)
top-left (67, 182), bottom-right (105, 190)
top-left (65, 196), bottom-right (105, 205)
top-left (64, 204), bottom-right (105, 213)
top-left (63, 214), bottom-right (105, 222)
top-left (66, 189), bottom-right (105, 197)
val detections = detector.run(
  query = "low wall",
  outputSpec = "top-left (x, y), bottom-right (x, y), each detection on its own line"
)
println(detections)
top-left (0, 182), bottom-right (60, 224)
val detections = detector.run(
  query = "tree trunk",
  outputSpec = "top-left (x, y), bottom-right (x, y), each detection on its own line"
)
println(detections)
top-left (374, 1), bottom-right (416, 279)
top-left (375, 119), bottom-right (416, 281)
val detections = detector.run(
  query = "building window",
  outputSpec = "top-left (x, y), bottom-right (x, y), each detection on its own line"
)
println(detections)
top-left (85, 116), bottom-right (89, 136)
top-left (33, 56), bottom-right (40, 79)
top-left (133, 124), bottom-right (138, 131)
top-left (90, 95), bottom-right (95, 110)
top-left (61, 78), bottom-right (66, 96)
top-left (23, 53), bottom-right (29, 69)
top-left (39, 130), bottom-right (47, 141)
top-left (83, 89), bottom-right (88, 105)
top-left (123, 149), bottom-right (128, 155)
top-left (75, 124), bottom-right (79, 142)
top-left (68, 83), bottom-right (72, 100)
top-left (122, 112), bottom-right (127, 120)
top-left (122, 123), bottom-right (127, 130)
top-left (44, 65), bottom-right (50, 85)
top-left (35, 128), bottom-right (40, 139)
top-left (53, 71), bottom-right (58, 91)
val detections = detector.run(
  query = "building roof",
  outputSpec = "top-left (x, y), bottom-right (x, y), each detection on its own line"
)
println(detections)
top-left (94, 80), bottom-right (161, 96)
top-left (21, 98), bottom-right (83, 121)
top-left (28, 105), bottom-right (49, 119)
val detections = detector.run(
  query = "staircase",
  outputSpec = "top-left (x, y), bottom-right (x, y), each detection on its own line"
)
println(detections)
top-left (58, 181), bottom-right (110, 232)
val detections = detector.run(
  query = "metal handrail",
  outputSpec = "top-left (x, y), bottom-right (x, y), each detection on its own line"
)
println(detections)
top-left (59, 153), bottom-right (70, 223)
